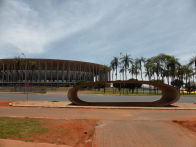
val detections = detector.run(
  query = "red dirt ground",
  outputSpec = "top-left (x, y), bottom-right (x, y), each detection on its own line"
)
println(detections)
top-left (27, 119), bottom-right (98, 147)
top-left (173, 118), bottom-right (196, 133)
top-left (0, 101), bottom-right (12, 107)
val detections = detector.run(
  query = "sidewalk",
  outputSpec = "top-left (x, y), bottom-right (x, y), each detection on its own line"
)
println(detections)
top-left (10, 101), bottom-right (196, 110)
top-left (92, 120), bottom-right (196, 147)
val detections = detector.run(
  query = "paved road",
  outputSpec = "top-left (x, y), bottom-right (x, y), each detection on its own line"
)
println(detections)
top-left (0, 93), bottom-right (195, 103)
top-left (0, 107), bottom-right (195, 147)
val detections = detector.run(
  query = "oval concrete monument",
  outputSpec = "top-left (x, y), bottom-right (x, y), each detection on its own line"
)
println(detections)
top-left (67, 80), bottom-right (180, 107)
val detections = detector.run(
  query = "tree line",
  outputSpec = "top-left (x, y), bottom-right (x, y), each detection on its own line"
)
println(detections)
top-left (110, 53), bottom-right (196, 92)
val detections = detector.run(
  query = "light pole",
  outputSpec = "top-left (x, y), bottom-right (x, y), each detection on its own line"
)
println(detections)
top-left (21, 53), bottom-right (27, 82)
top-left (21, 53), bottom-right (28, 102)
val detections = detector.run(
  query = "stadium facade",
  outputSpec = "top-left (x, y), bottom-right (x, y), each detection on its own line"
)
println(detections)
top-left (0, 58), bottom-right (110, 86)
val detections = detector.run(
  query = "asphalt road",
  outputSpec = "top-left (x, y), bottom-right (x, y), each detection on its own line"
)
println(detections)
top-left (0, 93), bottom-right (195, 103)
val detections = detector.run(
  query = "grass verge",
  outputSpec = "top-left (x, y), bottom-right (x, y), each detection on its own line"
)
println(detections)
top-left (0, 117), bottom-right (48, 140)
top-left (0, 117), bottom-right (97, 146)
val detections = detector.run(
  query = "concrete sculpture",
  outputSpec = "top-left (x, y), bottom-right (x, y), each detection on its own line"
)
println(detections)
top-left (67, 80), bottom-right (180, 106)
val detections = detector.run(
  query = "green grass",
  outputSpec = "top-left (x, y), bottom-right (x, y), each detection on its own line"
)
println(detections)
top-left (0, 117), bottom-right (48, 140)
top-left (79, 89), bottom-right (196, 97)
top-left (79, 90), bottom-right (162, 96)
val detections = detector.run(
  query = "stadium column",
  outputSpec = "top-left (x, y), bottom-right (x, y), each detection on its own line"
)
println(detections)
top-left (82, 65), bottom-right (85, 81)
top-left (81, 65), bottom-right (83, 81)
top-left (50, 61), bottom-right (53, 82)
top-left (88, 63), bottom-right (90, 82)
top-left (74, 64), bottom-right (76, 81)
top-left (7, 64), bottom-right (9, 82)
top-left (44, 61), bottom-right (47, 82)
top-left (12, 63), bottom-right (14, 82)
top-left (38, 60), bottom-right (41, 82)
top-left (21, 65), bottom-right (23, 82)
top-left (67, 63), bottom-right (70, 82)
top-left (83, 65), bottom-right (85, 81)
top-left (93, 65), bottom-right (94, 82)
top-left (56, 62), bottom-right (59, 82)
top-left (62, 62), bottom-right (64, 82)
top-left (95, 66), bottom-right (98, 82)
top-left (90, 64), bottom-right (92, 81)
top-left (2, 63), bottom-right (4, 82)
top-left (85, 64), bottom-right (87, 81)
top-left (79, 64), bottom-right (81, 81)
top-left (13, 63), bottom-right (15, 82)
top-left (8, 64), bottom-right (10, 82)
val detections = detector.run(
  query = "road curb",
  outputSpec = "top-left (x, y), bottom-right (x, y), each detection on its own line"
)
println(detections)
top-left (9, 102), bottom-right (196, 110)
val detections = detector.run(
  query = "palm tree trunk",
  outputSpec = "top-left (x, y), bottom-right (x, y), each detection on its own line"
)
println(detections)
top-left (115, 67), bottom-right (118, 80)
top-left (141, 69), bottom-right (143, 81)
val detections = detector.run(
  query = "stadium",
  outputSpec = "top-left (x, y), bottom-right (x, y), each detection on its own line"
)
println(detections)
top-left (0, 58), bottom-right (111, 87)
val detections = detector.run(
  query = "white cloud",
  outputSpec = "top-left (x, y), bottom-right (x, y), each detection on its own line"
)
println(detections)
top-left (0, 0), bottom-right (110, 56)
top-left (0, 0), bottom-right (196, 65)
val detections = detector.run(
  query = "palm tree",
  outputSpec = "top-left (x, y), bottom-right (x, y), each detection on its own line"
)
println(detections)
top-left (189, 55), bottom-right (196, 83)
top-left (137, 57), bottom-right (145, 81)
top-left (144, 58), bottom-right (154, 81)
top-left (144, 58), bottom-right (155, 94)
top-left (129, 61), bottom-right (135, 79)
top-left (111, 57), bottom-right (119, 80)
top-left (100, 65), bottom-right (111, 93)
top-left (181, 65), bottom-right (193, 86)
top-left (120, 53), bottom-right (132, 80)
top-left (153, 56), bottom-right (161, 80)
top-left (110, 60), bottom-right (115, 81)
top-left (100, 65), bottom-right (110, 81)
top-left (134, 58), bottom-right (142, 80)
top-left (119, 67), bottom-right (124, 81)
top-left (157, 54), bottom-right (170, 83)
top-left (168, 56), bottom-right (180, 84)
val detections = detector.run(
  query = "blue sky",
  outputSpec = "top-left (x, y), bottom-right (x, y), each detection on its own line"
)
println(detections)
top-left (0, 0), bottom-right (196, 65)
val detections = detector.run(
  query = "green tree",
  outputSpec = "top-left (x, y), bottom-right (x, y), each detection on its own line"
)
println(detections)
top-left (110, 60), bottom-right (115, 81)
top-left (134, 58), bottom-right (141, 80)
top-left (138, 57), bottom-right (145, 81)
top-left (144, 58), bottom-right (154, 81)
top-left (120, 53), bottom-right (132, 80)
top-left (100, 65), bottom-right (110, 93)
top-left (181, 65), bottom-right (193, 86)
top-left (119, 67), bottom-right (124, 80)
top-left (111, 57), bottom-right (119, 80)
top-left (126, 79), bottom-right (142, 93)
top-left (171, 79), bottom-right (183, 90)
top-left (113, 81), bottom-right (122, 92)
top-left (167, 56), bottom-right (181, 83)
top-left (75, 80), bottom-right (86, 86)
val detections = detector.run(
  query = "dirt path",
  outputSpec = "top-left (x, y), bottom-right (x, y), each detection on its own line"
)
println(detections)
top-left (0, 107), bottom-right (195, 147)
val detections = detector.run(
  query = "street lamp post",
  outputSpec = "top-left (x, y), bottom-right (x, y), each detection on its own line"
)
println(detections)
top-left (21, 53), bottom-right (27, 82)
top-left (21, 53), bottom-right (28, 102)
